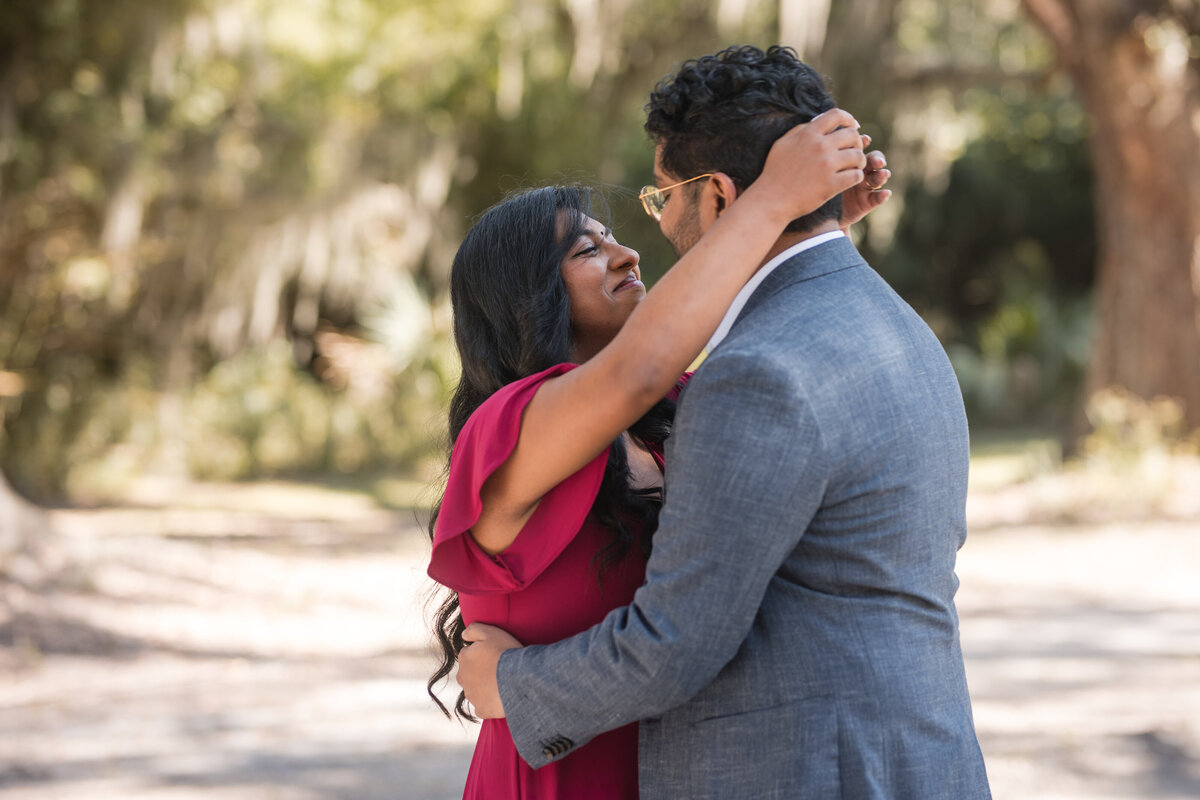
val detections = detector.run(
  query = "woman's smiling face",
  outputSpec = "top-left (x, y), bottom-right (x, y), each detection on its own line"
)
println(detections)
top-left (558, 212), bottom-right (644, 362)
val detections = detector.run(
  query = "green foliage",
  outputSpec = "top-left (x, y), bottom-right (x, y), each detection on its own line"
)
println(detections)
top-left (1082, 388), bottom-right (1195, 465)
top-left (12, 338), bottom-right (453, 503)
top-left (0, 0), bottom-right (468, 499)
top-left (879, 81), bottom-right (1096, 428)
top-left (0, 0), bottom-right (1107, 498)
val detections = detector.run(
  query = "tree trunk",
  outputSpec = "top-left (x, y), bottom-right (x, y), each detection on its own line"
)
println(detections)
top-left (1022, 0), bottom-right (1200, 430)
top-left (819, 0), bottom-right (900, 126)
top-left (779, 0), bottom-right (833, 64)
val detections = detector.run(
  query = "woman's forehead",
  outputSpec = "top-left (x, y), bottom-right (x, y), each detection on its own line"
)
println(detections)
top-left (557, 211), bottom-right (606, 239)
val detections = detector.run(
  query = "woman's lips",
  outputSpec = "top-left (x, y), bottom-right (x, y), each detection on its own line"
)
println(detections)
top-left (615, 274), bottom-right (643, 292)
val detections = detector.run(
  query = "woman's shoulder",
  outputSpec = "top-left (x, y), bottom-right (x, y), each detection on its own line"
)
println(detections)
top-left (490, 362), bottom-right (578, 401)
top-left (429, 361), bottom-right (606, 594)
top-left (462, 363), bottom-right (578, 436)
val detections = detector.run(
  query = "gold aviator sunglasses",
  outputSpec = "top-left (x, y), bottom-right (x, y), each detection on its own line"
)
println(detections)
top-left (638, 174), bottom-right (714, 220)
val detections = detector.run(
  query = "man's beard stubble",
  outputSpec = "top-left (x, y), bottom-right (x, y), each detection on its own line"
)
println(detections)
top-left (668, 204), bottom-right (704, 258)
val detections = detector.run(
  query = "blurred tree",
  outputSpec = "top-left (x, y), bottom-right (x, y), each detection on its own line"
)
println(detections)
top-left (0, 0), bottom-right (1117, 504)
top-left (813, 0), bottom-right (1097, 429)
top-left (0, 0), bottom-right (476, 498)
top-left (881, 85), bottom-right (1095, 426)
top-left (1022, 0), bottom-right (1200, 429)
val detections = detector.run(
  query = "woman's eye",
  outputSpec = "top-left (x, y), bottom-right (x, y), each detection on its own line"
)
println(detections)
top-left (575, 244), bottom-right (599, 258)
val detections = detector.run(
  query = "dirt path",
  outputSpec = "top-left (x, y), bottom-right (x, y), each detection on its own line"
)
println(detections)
top-left (1, 478), bottom-right (1197, 799)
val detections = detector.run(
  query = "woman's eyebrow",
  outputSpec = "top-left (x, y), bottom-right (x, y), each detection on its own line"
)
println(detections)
top-left (566, 230), bottom-right (598, 254)
top-left (569, 223), bottom-right (607, 242)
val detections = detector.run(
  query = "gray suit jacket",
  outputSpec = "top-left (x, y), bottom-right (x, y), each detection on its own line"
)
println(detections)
top-left (498, 237), bottom-right (991, 798)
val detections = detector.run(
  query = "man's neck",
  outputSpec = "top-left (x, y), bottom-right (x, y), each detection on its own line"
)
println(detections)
top-left (758, 219), bottom-right (842, 267)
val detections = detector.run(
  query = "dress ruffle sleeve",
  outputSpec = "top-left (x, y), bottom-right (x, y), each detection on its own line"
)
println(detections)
top-left (427, 364), bottom-right (609, 594)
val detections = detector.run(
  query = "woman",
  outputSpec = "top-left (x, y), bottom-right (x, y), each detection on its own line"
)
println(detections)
top-left (427, 109), bottom-right (888, 799)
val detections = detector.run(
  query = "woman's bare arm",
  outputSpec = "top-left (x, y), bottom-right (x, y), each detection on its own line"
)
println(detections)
top-left (471, 109), bottom-right (867, 553)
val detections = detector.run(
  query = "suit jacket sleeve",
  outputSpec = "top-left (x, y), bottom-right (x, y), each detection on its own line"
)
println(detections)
top-left (498, 354), bottom-right (830, 768)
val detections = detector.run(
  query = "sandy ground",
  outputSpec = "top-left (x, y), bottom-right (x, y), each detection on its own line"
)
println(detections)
top-left (0, 472), bottom-right (1198, 799)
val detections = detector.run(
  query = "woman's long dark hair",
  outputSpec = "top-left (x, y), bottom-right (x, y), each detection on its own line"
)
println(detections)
top-left (427, 186), bottom-right (677, 720)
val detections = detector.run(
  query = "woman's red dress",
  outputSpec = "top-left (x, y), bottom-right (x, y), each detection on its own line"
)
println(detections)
top-left (429, 364), bottom-right (683, 799)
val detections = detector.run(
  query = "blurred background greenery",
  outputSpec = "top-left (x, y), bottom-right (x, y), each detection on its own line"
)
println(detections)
top-left (1, 0), bottom-right (1197, 507)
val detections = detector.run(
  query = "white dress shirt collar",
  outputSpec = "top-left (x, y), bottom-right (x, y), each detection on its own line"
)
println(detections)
top-left (706, 229), bottom-right (846, 352)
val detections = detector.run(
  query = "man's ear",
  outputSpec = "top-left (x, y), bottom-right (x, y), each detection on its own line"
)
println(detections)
top-left (701, 172), bottom-right (740, 227)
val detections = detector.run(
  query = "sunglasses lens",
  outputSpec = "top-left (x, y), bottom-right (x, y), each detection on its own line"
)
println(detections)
top-left (639, 188), bottom-right (662, 220)
top-left (649, 192), bottom-right (664, 218)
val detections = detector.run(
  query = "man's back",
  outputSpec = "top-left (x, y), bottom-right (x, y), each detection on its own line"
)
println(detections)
top-left (637, 236), bottom-right (989, 797)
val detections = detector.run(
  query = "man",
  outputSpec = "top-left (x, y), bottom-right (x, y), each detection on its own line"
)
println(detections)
top-left (458, 44), bottom-right (991, 798)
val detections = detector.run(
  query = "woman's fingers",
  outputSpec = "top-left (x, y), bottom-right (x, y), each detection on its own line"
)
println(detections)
top-left (462, 622), bottom-right (497, 643)
top-left (809, 107), bottom-right (860, 134)
top-left (461, 622), bottom-right (523, 649)
top-left (864, 151), bottom-right (890, 190)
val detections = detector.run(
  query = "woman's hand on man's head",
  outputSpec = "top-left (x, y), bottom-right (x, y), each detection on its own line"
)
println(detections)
top-left (840, 135), bottom-right (892, 228)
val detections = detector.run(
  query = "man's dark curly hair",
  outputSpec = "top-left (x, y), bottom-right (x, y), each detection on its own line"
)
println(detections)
top-left (645, 44), bottom-right (842, 233)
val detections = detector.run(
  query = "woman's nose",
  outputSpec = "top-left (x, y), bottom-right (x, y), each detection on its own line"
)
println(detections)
top-left (609, 243), bottom-right (639, 270)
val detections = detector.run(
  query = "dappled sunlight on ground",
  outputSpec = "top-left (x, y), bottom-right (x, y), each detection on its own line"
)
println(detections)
top-left (956, 522), bottom-right (1200, 798)
top-left (2, 454), bottom-right (1198, 798)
